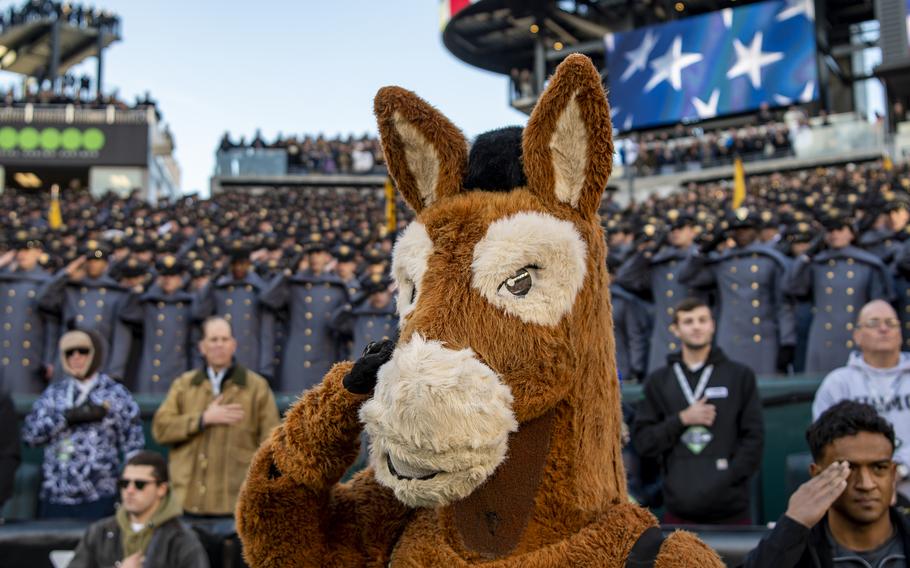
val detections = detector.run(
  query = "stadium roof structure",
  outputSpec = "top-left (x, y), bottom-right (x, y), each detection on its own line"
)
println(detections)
top-left (0, 16), bottom-right (120, 77)
top-left (442, 0), bottom-right (875, 75)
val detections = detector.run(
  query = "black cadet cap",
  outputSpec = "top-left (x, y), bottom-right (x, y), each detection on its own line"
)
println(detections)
top-left (156, 254), bottom-right (185, 276)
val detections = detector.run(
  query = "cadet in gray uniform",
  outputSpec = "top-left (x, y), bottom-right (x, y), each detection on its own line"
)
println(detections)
top-left (614, 211), bottom-right (706, 374)
top-left (609, 283), bottom-right (651, 383)
top-left (330, 273), bottom-right (398, 358)
top-left (679, 208), bottom-right (797, 376)
top-left (0, 230), bottom-right (57, 394)
top-left (785, 214), bottom-right (895, 374)
top-left (37, 240), bottom-right (132, 380)
top-left (261, 241), bottom-right (349, 393)
top-left (194, 243), bottom-right (275, 380)
top-left (119, 255), bottom-right (197, 394)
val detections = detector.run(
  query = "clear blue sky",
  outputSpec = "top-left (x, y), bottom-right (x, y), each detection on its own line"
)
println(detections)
top-left (1, 0), bottom-right (527, 195)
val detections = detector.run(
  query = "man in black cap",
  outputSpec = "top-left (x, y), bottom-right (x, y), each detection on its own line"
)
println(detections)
top-left (680, 207), bottom-right (797, 376)
top-left (614, 210), bottom-right (708, 375)
top-left (119, 255), bottom-right (197, 394)
top-left (37, 240), bottom-right (133, 380)
top-left (261, 237), bottom-right (349, 392)
top-left (784, 213), bottom-right (894, 374)
top-left (194, 240), bottom-right (275, 380)
top-left (0, 229), bottom-right (57, 394)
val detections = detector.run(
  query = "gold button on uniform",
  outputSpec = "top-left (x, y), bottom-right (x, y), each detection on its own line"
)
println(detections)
top-left (96, 300), bottom-right (104, 308)
top-left (23, 322), bottom-right (30, 331)
top-left (847, 340), bottom-right (854, 348)
top-left (305, 312), bottom-right (313, 320)
top-left (22, 340), bottom-right (30, 349)
top-left (226, 299), bottom-right (233, 306)
top-left (826, 272), bottom-right (834, 279)
top-left (666, 290), bottom-right (674, 297)
top-left (6, 290), bottom-right (13, 297)
top-left (846, 288), bottom-right (854, 295)
top-left (76, 315), bottom-right (84, 322)
top-left (158, 302), bottom-right (165, 309)
top-left (731, 283), bottom-right (739, 290)
top-left (730, 266), bottom-right (737, 273)
top-left (157, 314), bottom-right (165, 321)
top-left (153, 359), bottom-right (161, 367)
top-left (847, 259), bottom-right (855, 265)
top-left (244, 299), bottom-right (252, 305)
top-left (847, 271), bottom-right (855, 279)
top-left (846, 323), bottom-right (854, 330)
top-left (825, 287), bottom-right (833, 295)
top-left (304, 361), bottom-right (311, 368)
top-left (305, 296), bottom-right (313, 303)
top-left (304, 345), bottom-right (312, 352)
top-left (78, 299), bottom-right (86, 307)
top-left (3, 323), bottom-right (10, 331)
top-left (152, 375), bottom-right (160, 382)
top-left (21, 358), bottom-right (29, 366)
top-left (848, 305), bottom-right (855, 313)
top-left (1, 358), bottom-right (8, 365)
top-left (752, 317), bottom-right (760, 325)
top-left (154, 344), bottom-right (162, 352)
top-left (752, 300), bottom-right (760, 308)
top-left (667, 273), bottom-right (674, 280)
top-left (27, 290), bottom-right (35, 298)
top-left (753, 335), bottom-right (761, 343)
top-left (156, 329), bottom-right (164, 336)
top-left (94, 315), bottom-right (102, 322)
top-left (667, 308), bottom-right (674, 315)
top-left (751, 282), bottom-right (758, 290)
top-left (669, 342), bottom-right (677, 350)
top-left (305, 328), bottom-right (312, 336)
top-left (750, 265), bottom-right (758, 273)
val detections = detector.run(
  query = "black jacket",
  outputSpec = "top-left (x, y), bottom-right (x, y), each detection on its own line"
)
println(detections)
top-left (0, 389), bottom-right (20, 511)
top-left (741, 509), bottom-right (910, 568)
top-left (68, 515), bottom-right (208, 568)
top-left (631, 347), bottom-right (764, 522)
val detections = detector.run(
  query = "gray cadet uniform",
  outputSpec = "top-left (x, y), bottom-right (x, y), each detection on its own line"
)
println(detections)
top-left (37, 273), bottom-right (132, 380)
top-left (680, 242), bottom-right (796, 375)
top-left (0, 266), bottom-right (57, 394)
top-left (119, 285), bottom-right (197, 394)
top-left (261, 270), bottom-right (349, 393)
top-left (893, 240), bottom-right (910, 347)
top-left (614, 244), bottom-right (704, 374)
top-left (330, 298), bottom-right (398, 359)
top-left (784, 245), bottom-right (894, 374)
top-left (194, 272), bottom-right (275, 379)
top-left (609, 284), bottom-right (651, 382)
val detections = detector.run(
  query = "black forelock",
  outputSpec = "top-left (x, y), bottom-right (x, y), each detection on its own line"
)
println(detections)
top-left (462, 126), bottom-right (527, 193)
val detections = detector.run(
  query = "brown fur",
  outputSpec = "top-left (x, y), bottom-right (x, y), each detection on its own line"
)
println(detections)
top-left (236, 54), bottom-right (723, 567)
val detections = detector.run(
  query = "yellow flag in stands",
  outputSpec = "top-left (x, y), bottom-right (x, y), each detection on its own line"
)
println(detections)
top-left (385, 178), bottom-right (396, 234)
top-left (732, 157), bottom-right (746, 209)
top-left (884, 154), bottom-right (894, 172)
top-left (48, 184), bottom-right (63, 230)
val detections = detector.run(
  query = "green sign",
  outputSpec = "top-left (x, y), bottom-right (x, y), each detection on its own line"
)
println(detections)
top-left (0, 126), bottom-right (106, 152)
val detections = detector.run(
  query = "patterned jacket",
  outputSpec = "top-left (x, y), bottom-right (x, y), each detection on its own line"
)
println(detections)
top-left (21, 373), bottom-right (145, 505)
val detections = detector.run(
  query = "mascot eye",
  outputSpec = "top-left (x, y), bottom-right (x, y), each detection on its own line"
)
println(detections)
top-left (498, 267), bottom-right (536, 297)
top-left (410, 284), bottom-right (417, 304)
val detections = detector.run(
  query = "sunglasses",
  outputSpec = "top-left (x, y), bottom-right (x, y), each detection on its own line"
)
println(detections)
top-left (117, 478), bottom-right (157, 490)
top-left (64, 347), bottom-right (91, 358)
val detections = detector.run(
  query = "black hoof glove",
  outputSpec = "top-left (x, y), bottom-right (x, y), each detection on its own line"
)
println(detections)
top-left (343, 340), bottom-right (395, 395)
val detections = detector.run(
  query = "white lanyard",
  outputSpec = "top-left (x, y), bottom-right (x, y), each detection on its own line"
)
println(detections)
top-left (673, 363), bottom-right (714, 405)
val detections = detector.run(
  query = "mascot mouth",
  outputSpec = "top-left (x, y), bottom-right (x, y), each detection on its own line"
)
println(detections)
top-left (386, 453), bottom-right (441, 481)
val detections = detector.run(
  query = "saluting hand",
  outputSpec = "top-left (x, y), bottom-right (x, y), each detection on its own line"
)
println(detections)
top-left (64, 256), bottom-right (87, 278)
top-left (679, 397), bottom-right (716, 427)
top-left (202, 394), bottom-right (245, 426)
top-left (120, 552), bottom-right (144, 568)
top-left (785, 461), bottom-right (850, 528)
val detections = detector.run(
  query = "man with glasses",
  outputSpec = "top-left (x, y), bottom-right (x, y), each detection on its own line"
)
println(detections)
top-left (22, 329), bottom-right (144, 519)
top-left (813, 300), bottom-right (910, 497)
top-left (69, 451), bottom-right (207, 568)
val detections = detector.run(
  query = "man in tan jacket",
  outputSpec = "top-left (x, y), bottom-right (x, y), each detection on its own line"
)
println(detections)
top-left (152, 316), bottom-right (280, 516)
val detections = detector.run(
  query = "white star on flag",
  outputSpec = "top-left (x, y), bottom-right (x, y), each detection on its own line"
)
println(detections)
top-left (620, 30), bottom-right (658, 82)
top-left (610, 105), bottom-right (621, 119)
top-left (799, 81), bottom-right (815, 102)
top-left (721, 8), bottom-right (733, 29)
top-left (623, 115), bottom-right (633, 131)
top-left (776, 0), bottom-right (815, 22)
top-left (692, 89), bottom-right (720, 119)
top-left (726, 32), bottom-right (784, 89)
top-left (773, 94), bottom-right (792, 106)
top-left (644, 35), bottom-right (703, 92)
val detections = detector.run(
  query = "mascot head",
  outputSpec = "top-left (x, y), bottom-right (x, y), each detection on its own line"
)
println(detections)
top-left (361, 54), bottom-right (623, 512)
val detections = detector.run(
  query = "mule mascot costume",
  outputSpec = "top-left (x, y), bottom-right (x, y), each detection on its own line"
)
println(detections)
top-left (236, 54), bottom-right (723, 567)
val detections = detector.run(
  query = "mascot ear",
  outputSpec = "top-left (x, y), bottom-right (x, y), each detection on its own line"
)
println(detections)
top-left (522, 54), bottom-right (613, 219)
top-left (374, 86), bottom-right (469, 213)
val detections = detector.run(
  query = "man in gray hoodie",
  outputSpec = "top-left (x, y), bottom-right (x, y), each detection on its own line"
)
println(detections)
top-left (813, 300), bottom-right (910, 492)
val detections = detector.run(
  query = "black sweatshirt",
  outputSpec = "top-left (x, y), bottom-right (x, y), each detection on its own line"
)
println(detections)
top-left (631, 347), bottom-right (764, 522)
top-left (0, 389), bottom-right (21, 510)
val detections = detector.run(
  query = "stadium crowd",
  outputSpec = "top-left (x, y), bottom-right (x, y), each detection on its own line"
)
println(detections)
top-left (0, 0), bottom-right (121, 35)
top-left (218, 131), bottom-right (386, 175)
top-left (3, 156), bottom-right (910, 565)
